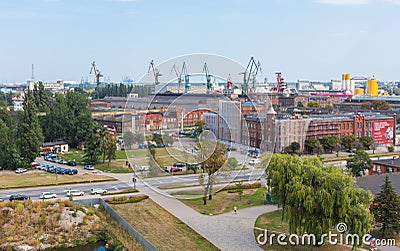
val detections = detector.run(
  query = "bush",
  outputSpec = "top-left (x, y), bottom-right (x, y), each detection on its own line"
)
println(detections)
top-left (106, 195), bottom-right (149, 204)
top-left (112, 196), bottom-right (126, 202)
top-left (388, 145), bottom-right (395, 152)
top-left (216, 183), bottom-right (261, 193)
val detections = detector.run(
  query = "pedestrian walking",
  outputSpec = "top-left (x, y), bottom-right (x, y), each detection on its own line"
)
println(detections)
top-left (234, 206), bottom-right (237, 214)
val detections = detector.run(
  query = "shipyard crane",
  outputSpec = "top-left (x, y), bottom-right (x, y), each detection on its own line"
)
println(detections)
top-left (148, 60), bottom-right (162, 85)
top-left (182, 62), bottom-right (190, 93)
top-left (170, 64), bottom-right (182, 93)
top-left (239, 57), bottom-right (262, 94)
top-left (202, 63), bottom-right (213, 94)
top-left (226, 74), bottom-right (233, 90)
top-left (275, 72), bottom-right (287, 93)
top-left (90, 61), bottom-right (103, 87)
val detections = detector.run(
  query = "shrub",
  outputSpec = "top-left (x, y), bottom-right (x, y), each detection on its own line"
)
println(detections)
top-left (15, 203), bottom-right (25, 212)
top-left (101, 188), bottom-right (138, 196)
top-left (112, 196), bottom-right (126, 202)
top-left (388, 145), bottom-right (395, 152)
top-left (216, 183), bottom-right (261, 193)
top-left (107, 195), bottom-right (149, 204)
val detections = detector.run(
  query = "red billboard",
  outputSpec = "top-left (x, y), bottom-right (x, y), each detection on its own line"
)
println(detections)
top-left (373, 120), bottom-right (394, 144)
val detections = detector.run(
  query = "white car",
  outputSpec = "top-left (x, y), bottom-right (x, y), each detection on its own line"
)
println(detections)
top-left (40, 192), bottom-right (57, 199)
top-left (139, 166), bottom-right (149, 171)
top-left (84, 165), bottom-right (94, 170)
top-left (15, 168), bottom-right (27, 174)
top-left (66, 189), bottom-right (84, 197)
top-left (90, 188), bottom-right (108, 195)
top-left (249, 159), bottom-right (261, 165)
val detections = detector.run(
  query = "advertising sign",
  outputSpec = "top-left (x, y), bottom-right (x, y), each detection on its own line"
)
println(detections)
top-left (373, 120), bottom-right (394, 144)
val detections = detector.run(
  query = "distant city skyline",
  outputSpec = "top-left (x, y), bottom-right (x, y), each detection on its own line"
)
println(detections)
top-left (1, 0), bottom-right (400, 83)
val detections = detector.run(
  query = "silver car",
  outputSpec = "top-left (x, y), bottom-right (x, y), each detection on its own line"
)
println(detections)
top-left (40, 192), bottom-right (57, 199)
top-left (66, 189), bottom-right (84, 197)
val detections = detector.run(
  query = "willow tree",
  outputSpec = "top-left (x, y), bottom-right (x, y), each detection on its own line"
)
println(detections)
top-left (262, 154), bottom-right (374, 248)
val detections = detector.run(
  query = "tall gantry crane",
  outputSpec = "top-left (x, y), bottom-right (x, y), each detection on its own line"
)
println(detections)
top-left (90, 61), bottom-right (103, 87)
top-left (148, 60), bottom-right (162, 85)
top-left (202, 63), bottom-right (213, 94)
top-left (275, 72), bottom-right (287, 93)
top-left (226, 74), bottom-right (233, 90)
top-left (239, 57), bottom-right (262, 94)
top-left (171, 64), bottom-right (182, 93)
top-left (182, 62), bottom-right (190, 94)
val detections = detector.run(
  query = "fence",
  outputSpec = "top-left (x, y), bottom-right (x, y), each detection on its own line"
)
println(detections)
top-left (76, 198), bottom-right (158, 251)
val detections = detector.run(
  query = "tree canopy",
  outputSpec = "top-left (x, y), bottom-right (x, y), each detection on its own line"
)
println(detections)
top-left (263, 154), bottom-right (374, 248)
top-left (346, 149), bottom-right (372, 177)
top-left (371, 175), bottom-right (400, 238)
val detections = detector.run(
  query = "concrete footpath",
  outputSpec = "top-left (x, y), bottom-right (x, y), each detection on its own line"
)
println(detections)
top-left (140, 186), bottom-right (277, 251)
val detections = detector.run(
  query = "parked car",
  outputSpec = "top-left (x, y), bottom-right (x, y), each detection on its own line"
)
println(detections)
top-left (40, 192), bottom-right (57, 199)
top-left (67, 161), bottom-right (77, 166)
top-left (227, 147), bottom-right (237, 151)
top-left (9, 194), bottom-right (29, 201)
top-left (68, 169), bottom-right (78, 175)
top-left (15, 168), bottom-right (27, 174)
top-left (249, 159), bottom-right (261, 165)
top-left (84, 165), bottom-right (94, 170)
top-left (66, 189), bottom-right (84, 197)
top-left (173, 162), bottom-right (185, 168)
top-left (31, 162), bottom-right (39, 167)
top-left (170, 167), bottom-right (183, 172)
top-left (139, 166), bottom-right (149, 171)
top-left (59, 160), bottom-right (68, 165)
top-left (90, 188), bottom-right (108, 195)
top-left (0, 198), bottom-right (4, 202)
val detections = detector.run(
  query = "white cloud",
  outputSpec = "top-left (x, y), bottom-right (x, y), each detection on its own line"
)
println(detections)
top-left (384, 0), bottom-right (400, 5)
top-left (314, 0), bottom-right (369, 5)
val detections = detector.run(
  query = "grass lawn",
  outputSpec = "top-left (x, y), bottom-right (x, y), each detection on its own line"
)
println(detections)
top-left (255, 210), bottom-right (361, 251)
top-left (95, 160), bottom-right (133, 173)
top-left (0, 171), bottom-right (117, 189)
top-left (172, 187), bottom-right (268, 215)
top-left (59, 152), bottom-right (85, 163)
top-left (112, 199), bottom-right (219, 251)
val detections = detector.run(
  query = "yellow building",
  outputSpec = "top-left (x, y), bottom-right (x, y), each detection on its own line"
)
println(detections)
top-left (367, 79), bottom-right (378, 96)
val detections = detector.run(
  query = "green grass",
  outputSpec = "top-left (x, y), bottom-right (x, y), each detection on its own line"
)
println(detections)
top-left (115, 150), bottom-right (127, 160)
top-left (95, 160), bottom-right (133, 173)
top-left (173, 187), bottom-right (268, 215)
top-left (0, 171), bottom-right (117, 189)
top-left (112, 199), bottom-right (219, 251)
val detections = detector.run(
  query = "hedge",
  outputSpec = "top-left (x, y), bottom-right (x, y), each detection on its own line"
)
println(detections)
top-left (100, 188), bottom-right (139, 196)
top-left (106, 195), bottom-right (149, 204)
top-left (216, 183), bottom-right (261, 193)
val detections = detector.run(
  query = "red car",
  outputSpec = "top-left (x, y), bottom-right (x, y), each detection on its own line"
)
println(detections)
top-left (170, 167), bottom-right (183, 172)
top-left (31, 162), bottom-right (39, 167)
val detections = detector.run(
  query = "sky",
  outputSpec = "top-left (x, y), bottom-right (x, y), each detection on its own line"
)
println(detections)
top-left (1, 0), bottom-right (400, 83)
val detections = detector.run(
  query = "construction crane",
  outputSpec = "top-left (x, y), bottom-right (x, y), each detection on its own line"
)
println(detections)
top-left (226, 74), bottom-right (233, 90)
top-left (202, 63), bottom-right (213, 94)
top-left (239, 57), bottom-right (262, 95)
top-left (182, 62), bottom-right (190, 94)
top-left (170, 64), bottom-right (182, 93)
top-left (275, 72), bottom-right (287, 93)
top-left (148, 60), bottom-right (162, 85)
top-left (90, 61), bottom-right (103, 87)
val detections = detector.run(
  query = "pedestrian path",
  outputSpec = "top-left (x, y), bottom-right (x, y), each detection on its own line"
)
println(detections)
top-left (140, 186), bottom-right (278, 251)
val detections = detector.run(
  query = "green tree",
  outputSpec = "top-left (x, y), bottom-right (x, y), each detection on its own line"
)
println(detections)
top-left (17, 89), bottom-right (44, 163)
top-left (342, 134), bottom-right (358, 152)
top-left (346, 149), bottom-right (372, 177)
top-left (263, 154), bottom-right (374, 248)
top-left (236, 181), bottom-right (244, 201)
top-left (387, 145), bottom-right (394, 152)
top-left (198, 141), bottom-right (227, 204)
top-left (132, 132), bottom-right (145, 145)
top-left (83, 124), bottom-right (102, 165)
top-left (227, 157), bottom-right (238, 169)
top-left (371, 175), bottom-right (400, 238)
top-left (194, 120), bottom-right (206, 135)
top-left (162, 134), bottom-right (174, 146)
top-left (307, 101), bottom-right (320, 108)
top-left (45, 93), bottom-right (68, 141)
top-left (123, 131), bottom-right (135, 149)
top-left (283, 142), bottom-right (301, 155)
top-left (305, 138), bottom-right (323, 155)
top-left (359, 136), bottom-right (373, 150)
top-left (0, 121), bottom-right (23, 170)
top-left (322, 136), bottom-right (341, 153)
top-left (371, 100), bottom-right (391, 110)
top-left (100, 129), bottom-right (116, 165)
top-left (152, 133), bottom-right (163, 145)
